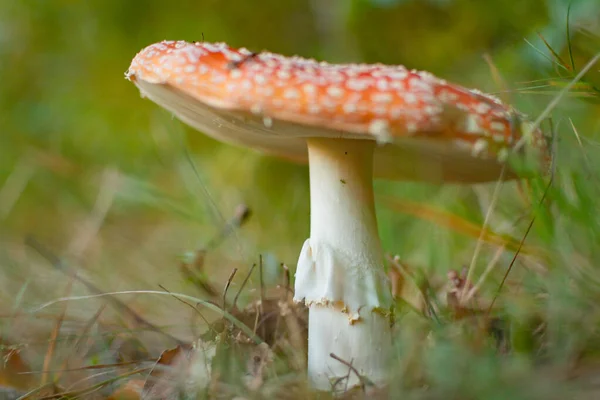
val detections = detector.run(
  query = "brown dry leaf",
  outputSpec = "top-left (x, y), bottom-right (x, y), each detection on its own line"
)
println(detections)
top-left (0, 342), bottom-right (33, 390)
top-left (142, 341), bottom-right (216, 400)
top-left (445, 268), bottom-right (493, 320)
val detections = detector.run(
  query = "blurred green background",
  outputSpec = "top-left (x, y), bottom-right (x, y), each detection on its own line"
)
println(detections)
top-left (1, 0), bottom-right (600, 377)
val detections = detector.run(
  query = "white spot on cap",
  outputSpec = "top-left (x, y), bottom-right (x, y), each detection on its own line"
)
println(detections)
top-left (277, 69), bottom-right (291, 80)
top-left (326, 86), bottom-right (344, 98)
top-left (372, 93), bottom-right (393, 103)
top-left (475, 102), bottom-right (491, 114)
top-left (406, 121), bottom-right (418, 134)
top-left (497, 147), bottom-right (510, 162)
top-left (308, 104), bottom-right (321, 114)
top-left (376, 79), bottom-right (389, 91)
top-left (346, 79), bottom-right (370, 91)
top-left (390, 107), bottom-right (406, 119)
top-left (373, 105), bottom-right (388, 115)
top-left (439, 90), bottom-right (459, 103)
top-left (368, 119), bottom-right (391, 144)
top-left (283, 88), bottom-right (300, 100)
top-left (250, 104), bottom-right (262, 115)
top-left (230, 69), bottom-right (243, 79)
top-left (409, 78), bottom-right (432, 92)
top-left (254, 74), bottom-right (267, 85)
top-left (388, 70), bottom-right (408, 80)
top-left (471, 139), bottom-right (489, 157)
top-left (257, 86), bottom-right (274, 96)
top-left (404, 93), bottom-right (418, 104)
top-left (241, 80), bottom-right (252, 90)
top-left (490, 121), bottom-right (506, 133)
top-left (493, 134), bottom-right (507, 143)
top-left (424, 105), bottom-right (440, 116)
top-left (464, 114), bottom-right (482, 134)
top-left (303, 83), bottom-right (317, 96)
top-left (211, 74), bottom-right (225, 84)
top-left (343, 103), bottom-right (358, 114)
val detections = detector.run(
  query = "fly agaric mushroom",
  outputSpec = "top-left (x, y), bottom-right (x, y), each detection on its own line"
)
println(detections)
top-left (125, 40), bottom-right (550, 391)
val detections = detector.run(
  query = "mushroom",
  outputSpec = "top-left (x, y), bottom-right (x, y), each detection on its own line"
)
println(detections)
top-left (125, 40), bottom-right (550, 391)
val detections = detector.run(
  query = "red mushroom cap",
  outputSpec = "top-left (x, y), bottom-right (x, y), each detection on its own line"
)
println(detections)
top-left (126, 40), bottom-right (550, 182)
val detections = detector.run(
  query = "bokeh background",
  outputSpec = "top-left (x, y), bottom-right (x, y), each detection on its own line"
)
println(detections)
top-left (1, 0), bottom-right (600, 395)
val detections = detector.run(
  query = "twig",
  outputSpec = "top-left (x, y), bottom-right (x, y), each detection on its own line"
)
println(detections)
top-left (180, 251), bottom-right (218, 297)
top-left (259, 255), bottom-right (265, 305)
top-left (203, 204), bottom-right (251, 252)
top-left (227, 52), bottom-right (259, 70)
top-left (19, 360), bottom-right (151, 374)
top-left (329, 352), bottom-right (374, 392)
top-left (158, 284), bottom-right (210, 327)
top-left (181, 204), bottom-right (251, 296)
top-left (223, 268), bottom-right (238, 310)
top-left (281, 264), bottom-right (292, 297)
top-left (233, 263), bottom-right (256, 310)
top-left (486, 172), bottom-right (554, 315)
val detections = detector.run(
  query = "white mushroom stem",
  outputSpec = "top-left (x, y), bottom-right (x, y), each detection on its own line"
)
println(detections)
top-left (294, 137), bottom-right (393, 391)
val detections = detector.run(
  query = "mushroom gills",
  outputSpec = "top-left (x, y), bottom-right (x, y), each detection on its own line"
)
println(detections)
top-left (133, 80), bottom-right (517, 183)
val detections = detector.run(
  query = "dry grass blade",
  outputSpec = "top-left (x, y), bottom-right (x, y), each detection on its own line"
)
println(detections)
top-left (483, 53), bottom-right (512, 104)
top-left (536, 31), bottom-right (572, 72)
top-left (158, 284), bottom-right (211, 339)
top-left (180, 204), bottom-right (251, 297)
top-left (386, 254), bottom-right (429, 316)
top-left (566, 3), bottom-right (576, 72)
top-left (0, 155), bottom-right (36, 221)
top-left (462, 245), bottom-right (506, 305)
top-left (460, 165), bottom-right (506, 303)
top-left (378, 195), bottom-right (543, 257)
top-left (486, 171), bottom-right (554, 315)
top-left (513, 52), bottom-right (600, 153)
top-left (233, 263), bottom-right (256, 309)
top-left (25, 236), bottom-right (188, 346)
top-left (40, 273), bottom-right (76, 389)
top-left (203, 204), bottom-right (251, 251)
top-left (67, 168), bottom-right (120, 259)
top-left (223, 268), bottom-right (238, 309)
top-left (569, 118), bottom-right (597, 182)
top-left (36, 367), bottom-right (151, 400)
top-left (179, 251), bottom-right (218, 297)
top-left (29, 290), bottom-right (263, 344)
top-left (52, 304), bottom-right (107, 383)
